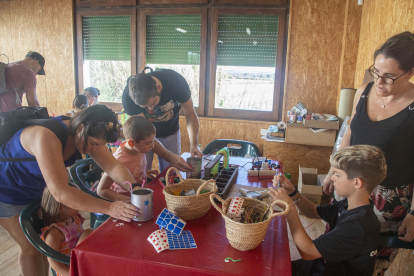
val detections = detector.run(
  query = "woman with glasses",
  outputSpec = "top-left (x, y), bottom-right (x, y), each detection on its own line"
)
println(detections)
top-left (323, 32), bottom-right (414, 276)
top-left (0, 105), bottom-right (139, 276)
top-left (83, 87), bottom-right (100, 106)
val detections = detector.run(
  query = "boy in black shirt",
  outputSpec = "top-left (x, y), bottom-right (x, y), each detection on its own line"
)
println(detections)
top-left (269, 145), bottom-right (387, 276)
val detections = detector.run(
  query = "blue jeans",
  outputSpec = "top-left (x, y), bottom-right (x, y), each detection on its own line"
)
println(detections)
top-left (146, 130), bottom-right (181, 172)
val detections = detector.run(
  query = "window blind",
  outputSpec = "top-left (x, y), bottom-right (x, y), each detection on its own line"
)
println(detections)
top-left (217, 15), bottom-right (278, 67)
top-left (146, 15), bottom-right (201, 65)
top-left (82, 16), bottom-right (131, 61)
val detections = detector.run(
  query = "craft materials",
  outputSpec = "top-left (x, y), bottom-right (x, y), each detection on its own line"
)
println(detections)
top-left (186, 157), bottom-right (202, 179)
top-left (224, 258), bottom-right (241, 262)
top-left (227, 197), bottom-right (244, 219)
top-left (277, 121), bottom-right (287, 130)
top-left (156, 208), bottom-right (186, 235)
top-left (245, 191), bottom-right (262, 201)
top-left (166, 230), bottom-right (197, 250)
top-left (147, 229), bottom-right (169, 253)
top-left (277, 173), bottom-right (282, 189)
top-left (148, 228), bottom-right (197, 253)
top-left (211, 148), bottom-right (230, 176)
top-left (297, 115), bottom-right (303, 123)
top-left (203, 152), bottom-right (239, 200)
top-left (131, 188), bottom-right (153, 222)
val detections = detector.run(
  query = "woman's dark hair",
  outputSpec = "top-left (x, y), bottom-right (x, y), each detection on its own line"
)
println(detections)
top-left (73, 94), bottom-right (89, 110)
top-left (374, 31), bottom-right (414, 72)
top-left (83, 87), bottom-right (100, 97)
top-left (69, 105), bottom-right (118, 151)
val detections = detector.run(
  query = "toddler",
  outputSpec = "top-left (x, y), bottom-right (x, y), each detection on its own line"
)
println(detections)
top-left (40, 184), bottom-right (93, 276)
top-left (97, 116), bottom-right (158, 201)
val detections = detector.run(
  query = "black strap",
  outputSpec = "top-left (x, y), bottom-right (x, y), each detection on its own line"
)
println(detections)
top-left (0, 119), bottom-right (67, 162)
top-left (141, 66), bottom-right (153, 73)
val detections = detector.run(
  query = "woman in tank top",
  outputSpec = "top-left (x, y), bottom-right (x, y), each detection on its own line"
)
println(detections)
top-left (0, 105), bottom-right (139, 276)
top-left (323, 32), bottom-right (414, 276)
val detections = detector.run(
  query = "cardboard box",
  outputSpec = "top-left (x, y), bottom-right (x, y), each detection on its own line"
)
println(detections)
top-left (270, 131), bottom-right (285, 138)
top-left (298, 166), bottom-right (324, 205)
top-left (285, 123), bottom-right (337, 147)
top-left (303, 119), bottom-right (340, 130)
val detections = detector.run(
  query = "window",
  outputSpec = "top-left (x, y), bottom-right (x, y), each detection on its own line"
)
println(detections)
top-left (75, 2), bottom-right (287, 121)
top-left (76, 10), bottom-right (136, 103)
top-left (140, 9), bottom-right (207, 114)
top-left (209, 9), bottom-right (286, 120)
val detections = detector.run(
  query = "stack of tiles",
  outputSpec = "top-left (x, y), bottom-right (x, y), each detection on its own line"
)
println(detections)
top-left (148, 208), bottom-right (197, 253)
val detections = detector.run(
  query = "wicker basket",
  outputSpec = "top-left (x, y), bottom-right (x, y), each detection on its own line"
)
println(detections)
top-left (163, 167), bottom-right (218, 221)
top-left (210, 194), bottom-right (289, 251)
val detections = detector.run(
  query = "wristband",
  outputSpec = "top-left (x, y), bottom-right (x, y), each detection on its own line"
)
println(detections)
top-left (131, 182), bottom-right (141, 189)
top-left (288, 185), bottom-right (298, 198)
top-left (408, 209), bottom-right (414, 216)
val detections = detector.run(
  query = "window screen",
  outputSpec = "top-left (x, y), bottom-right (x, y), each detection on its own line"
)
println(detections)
top-left (146, 15), bottom-right (201, 65)
top-left (217, 15), bottom-right (278, 67)
top-left (82, 16), bottom-right (131, 61)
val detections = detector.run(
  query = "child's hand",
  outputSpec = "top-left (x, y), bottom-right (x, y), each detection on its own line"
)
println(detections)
top-left (146, 169), bottom-right (159, 179)
top-left (272, 174), bottom-right (295, 194)
top-left (108, 201), bottom-right (139, 222)
top-left (268, 187), bottom-right (293, 207)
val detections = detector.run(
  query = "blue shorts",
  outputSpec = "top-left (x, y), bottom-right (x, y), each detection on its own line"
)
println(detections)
top-left (0, 201), bottom-right (28, 218)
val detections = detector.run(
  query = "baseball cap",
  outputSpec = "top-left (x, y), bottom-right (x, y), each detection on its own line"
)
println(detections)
top-left (25, 51), bottom-right (46, 75)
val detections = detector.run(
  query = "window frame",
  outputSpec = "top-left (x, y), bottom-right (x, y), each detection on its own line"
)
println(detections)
top-left (76, 9), bottom-right (137, 97)
top-left (208, 8), bottom-right (286, 120)
top-left (138, 8), bottom-right (207, 116)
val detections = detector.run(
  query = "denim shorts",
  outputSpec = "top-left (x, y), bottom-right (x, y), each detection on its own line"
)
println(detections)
top-left (0, 201), bottom-right (28, 218)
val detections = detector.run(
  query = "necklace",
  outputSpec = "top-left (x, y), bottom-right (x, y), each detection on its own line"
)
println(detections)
top-left (381, 85), bottom-right (407, 108)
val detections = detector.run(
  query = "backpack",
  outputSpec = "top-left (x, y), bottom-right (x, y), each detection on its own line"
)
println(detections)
top-left (0, 106), bottom-right (67, 162)
top-left (0, 54), bottom-right (22, 104)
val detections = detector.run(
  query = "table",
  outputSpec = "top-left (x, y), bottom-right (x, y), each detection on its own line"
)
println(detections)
top-left (70, 156), bottom-right (291, 276)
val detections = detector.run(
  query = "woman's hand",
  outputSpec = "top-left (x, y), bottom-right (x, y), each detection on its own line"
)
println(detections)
top-left (273, 174), bottom-right (295, 194)
top-left (108, 201), bottom-right (139, 222)
top-left (323, 174), bottom-right (334, 195)
top-left (398, 214), bottom-right (414, 242)
top-left (190, 144), bottom-right (203, 158)
top-left (168, 154), bottom-right (192, 172)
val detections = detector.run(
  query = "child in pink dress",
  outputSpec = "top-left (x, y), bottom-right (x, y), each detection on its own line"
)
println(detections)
top-left (40, 185), bottom-right (93, 276)
top-left (97, 116), bottom-right (158, 201)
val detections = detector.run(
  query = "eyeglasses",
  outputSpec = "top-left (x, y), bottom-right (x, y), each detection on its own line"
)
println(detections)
top-left (368, 64), bottom-right (407, 85)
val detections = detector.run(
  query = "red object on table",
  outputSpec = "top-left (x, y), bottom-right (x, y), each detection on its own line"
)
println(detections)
top-left (70, 157), bottom-right (291, 276)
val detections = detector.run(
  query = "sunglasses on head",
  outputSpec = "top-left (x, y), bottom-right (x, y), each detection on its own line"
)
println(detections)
top-left (95, 122), bottom-right (121, 132)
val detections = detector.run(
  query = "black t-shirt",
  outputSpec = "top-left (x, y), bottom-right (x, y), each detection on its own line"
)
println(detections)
top-left (122, 69), bottom-right (192, 138)
top-left (303, 199), bottom-right (380, 276)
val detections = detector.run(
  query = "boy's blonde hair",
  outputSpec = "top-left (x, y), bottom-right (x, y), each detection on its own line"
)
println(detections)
top-left (40, 183), bottom-right (76, 226)
top-left (330, 145), bottom-right (387, 193)
top-left (123, 116), bottom-right (156, 143)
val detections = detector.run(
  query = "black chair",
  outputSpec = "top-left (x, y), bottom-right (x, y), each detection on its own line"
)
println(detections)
top-left (69, 158), bottom-right (109, 228)
top-left (202, 139), bottom-right (261, 157)
top-left (20, 199), bottom-right (70, 276)
top-left (378, 232), bottom-right (414, 250)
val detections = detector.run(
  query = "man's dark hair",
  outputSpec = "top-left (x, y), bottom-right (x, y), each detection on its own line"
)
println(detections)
top-left (129, 74), bottom-right (160, 106)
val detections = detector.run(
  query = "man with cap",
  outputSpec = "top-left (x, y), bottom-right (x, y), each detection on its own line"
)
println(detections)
top-left (0, 51), bottom-right (45, 112)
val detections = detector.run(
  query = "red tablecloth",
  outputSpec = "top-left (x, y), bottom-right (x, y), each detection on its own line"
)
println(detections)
top-left (70, 159), bottom-right (291, 276)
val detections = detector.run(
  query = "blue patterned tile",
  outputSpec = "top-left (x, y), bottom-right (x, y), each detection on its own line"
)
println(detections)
top-left (156, 208), bottom-right (186, 236)
top-left (166, 230), bottom-right (197, 250)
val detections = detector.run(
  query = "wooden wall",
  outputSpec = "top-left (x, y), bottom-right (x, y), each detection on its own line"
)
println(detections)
top-left (354, 0), bottom-right (414, 86)
top-left (0, 0), bottom-right (75, 115)
top-left (354, 1), bottom-right (414, 275)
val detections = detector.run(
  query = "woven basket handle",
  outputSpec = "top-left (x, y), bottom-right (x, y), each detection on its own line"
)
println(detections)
top-left (165, 167), bottom-right (183, 186)
top-left (269, 200), bottom-right (290, 218)
top-left (210, 194), bottom-right (227, 216)
top-left (196, 179), bottom-right (216, 195)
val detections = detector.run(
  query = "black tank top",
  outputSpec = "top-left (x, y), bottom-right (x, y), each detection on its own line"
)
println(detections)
top-left (350, 82), bottom-right (414, 188)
